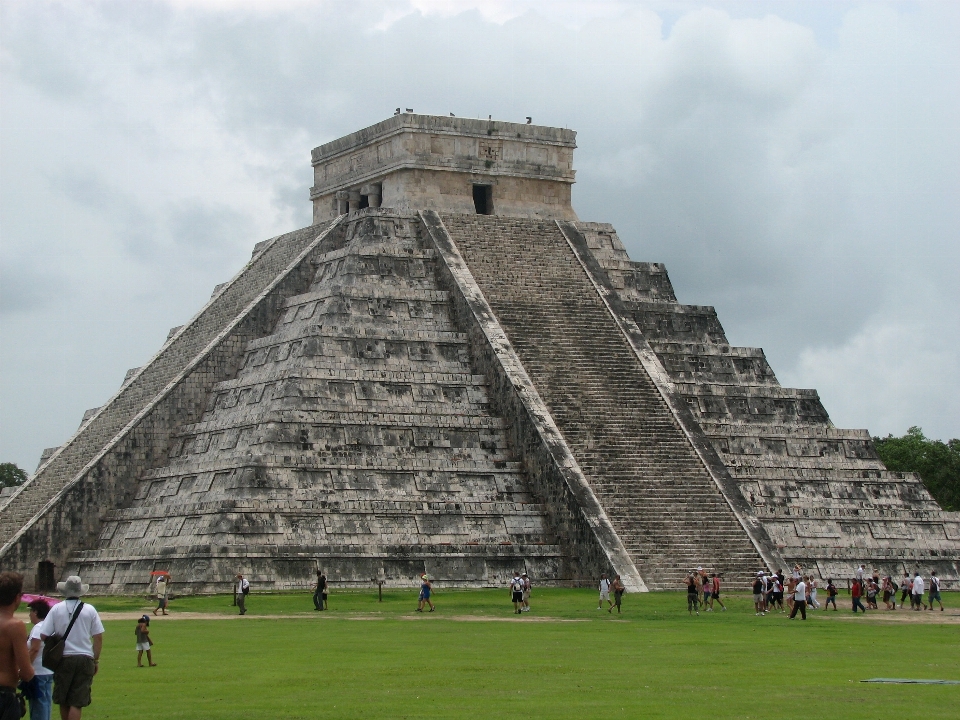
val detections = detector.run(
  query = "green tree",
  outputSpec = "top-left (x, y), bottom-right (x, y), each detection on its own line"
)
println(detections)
top-left (874, 427), bottom-right (960, 511)
top-left (0, 462), bottom-right (28, 488)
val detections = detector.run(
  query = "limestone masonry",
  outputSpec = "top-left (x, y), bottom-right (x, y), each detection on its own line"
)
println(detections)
top-left (2, 114), bottom-right (957, 594)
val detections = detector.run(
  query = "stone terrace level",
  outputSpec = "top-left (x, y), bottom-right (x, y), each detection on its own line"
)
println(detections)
top-left (67, 213), bottom-right (567, 593)
top-left (579, 224), bottom-right (960, 586)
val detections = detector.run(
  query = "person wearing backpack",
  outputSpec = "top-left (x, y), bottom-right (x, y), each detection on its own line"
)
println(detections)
top-left (235, 574), bottom-right (250, 616)
top-left (135, 616), bottom-right (156, 668)
top-left (928, 571), bottom-right (944, 611)
top-left (40, 575), bottom-right (104, 720)
top-left (510, 572), bottom-right (524, 615)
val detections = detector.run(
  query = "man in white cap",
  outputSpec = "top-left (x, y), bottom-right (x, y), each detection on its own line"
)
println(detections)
top-left (41, 575), bottom-right (104, 720)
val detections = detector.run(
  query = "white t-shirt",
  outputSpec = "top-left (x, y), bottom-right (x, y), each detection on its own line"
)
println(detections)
top-left (931, 576), bottom-right (940, 592)
top-left (42, 599), bottom-right (105, 658)
top-left (237, 578), bottom-right (249, 595)
top-left (28, 620), bottom-right (53, 676)
top-left (912, 576), bottom-right (924, 594)
top-left (599, 579), bottom-right (611, 594)
top-left (794, 581), bottom-right (806, 602)
top-left (156, 578), bottom-right (167, 598)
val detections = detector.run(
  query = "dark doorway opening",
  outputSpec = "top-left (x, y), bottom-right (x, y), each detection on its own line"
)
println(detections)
top-left (358, 194), bottom-right (370, 210)
top-left (37, 562), bottom-right (56, 593)
top-left (473, 184), bottom-right (493, 215)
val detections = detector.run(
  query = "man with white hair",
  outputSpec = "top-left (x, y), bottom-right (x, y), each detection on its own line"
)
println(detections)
top-left (41, 575), bottom-right (104, 720)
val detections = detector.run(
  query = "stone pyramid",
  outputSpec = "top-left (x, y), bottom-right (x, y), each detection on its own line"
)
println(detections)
top-left (2, 113), bottom-right (957, 593)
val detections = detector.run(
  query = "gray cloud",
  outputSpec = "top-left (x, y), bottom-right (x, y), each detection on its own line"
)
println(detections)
top-left (1, 0), bottom-right (957, 472)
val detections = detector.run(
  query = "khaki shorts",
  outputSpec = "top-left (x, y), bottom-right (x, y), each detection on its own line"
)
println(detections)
top-left (53, 655), bottom-right (96, 708)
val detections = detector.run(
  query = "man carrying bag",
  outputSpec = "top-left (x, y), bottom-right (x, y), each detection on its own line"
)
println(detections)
top-left (40, 576), bottom-right (104, 720)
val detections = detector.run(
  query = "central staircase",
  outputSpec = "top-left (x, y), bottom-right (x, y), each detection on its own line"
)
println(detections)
top-left (441, 215), bottom-right (763, 589)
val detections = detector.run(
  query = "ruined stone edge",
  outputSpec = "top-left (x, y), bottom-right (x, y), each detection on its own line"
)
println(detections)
top-left (0, 217), bottom-right (346, 561)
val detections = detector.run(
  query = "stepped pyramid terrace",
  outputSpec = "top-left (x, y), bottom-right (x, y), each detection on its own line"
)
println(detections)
top-left (2, 114), bottom-right (958, 594)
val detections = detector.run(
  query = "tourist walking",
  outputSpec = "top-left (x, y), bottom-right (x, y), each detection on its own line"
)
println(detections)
top-left (865, 578), bottom-right (879, 609)
top-left (417, 574), bottom-right (434, 613)
top-left (521, 573), bottom-right (531, 613)
top-left (313, 571), bottom-right (327, 611)
top-left (825, 579), bottom-right (838, 610)
top-left (851, 578), bottom-right (866, 613)
top-left (26, 599), bottom-right (54, 720)
top-left (701, 572), bottom-right (713, 611)
top-left (510, 572), bottom-right (524, 614)
top-left (899, 573), bottom-right (911, 609)
top-left (770, 573), bottom-right (784, 612)
top-left (610, 575), bottom-right (625, 614)
top-left (687, 574), bottom-right (700, 615)
top-left (235, 574), bottom-right (249, 615)
top-left (807, 576), bottom-right (819, 609)
top-left (153, 574), bottom-right (169, 616)
top-left (911, 572), bottom-right (926, 611)
top-left (709, 573), bottom-right (725, 611)
top-left (0, 572), bottom-right (35, 720)
top-left (752, 573), bottom-right (764, 616)
top-left (928, 571), bottom-right (944, 611)
top-left (41, 575), bottom-right (104, 720)
top-left (882, 577), bottom-right (895, 610)
top-left (789, 577), bottom-right (807, 620)
top-left (598, 574), bottom-right (613, 611)
top-left (135, 616), bottom-right (156, 668)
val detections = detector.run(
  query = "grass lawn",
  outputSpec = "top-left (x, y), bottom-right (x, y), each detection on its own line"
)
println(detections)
top-left (41, 589), bottom-right (958, 719)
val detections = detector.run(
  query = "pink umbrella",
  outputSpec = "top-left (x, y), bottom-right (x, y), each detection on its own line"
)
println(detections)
top-left (21, 594), bottom-right (60, 609)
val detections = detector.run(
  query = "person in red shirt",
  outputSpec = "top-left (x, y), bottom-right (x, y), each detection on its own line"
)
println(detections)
top-left (851, 578), bottom-right (867, 613)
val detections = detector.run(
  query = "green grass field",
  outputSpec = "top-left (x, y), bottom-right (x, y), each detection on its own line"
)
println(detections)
top-left (37, 589), bottom-right (958, 719)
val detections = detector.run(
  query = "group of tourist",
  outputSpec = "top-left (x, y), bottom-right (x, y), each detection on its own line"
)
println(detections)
top-left (684, 568), bottom-right (726, 615)
top-left (849, 565), bottom-right (944, 613)
top-left (748, 565), bottom-right (821, 619)
top-left (0, 571), bottom-right (104, 720)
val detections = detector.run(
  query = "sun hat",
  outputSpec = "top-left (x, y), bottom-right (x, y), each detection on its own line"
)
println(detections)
top-left (57, 575), bottom-right (89, 597)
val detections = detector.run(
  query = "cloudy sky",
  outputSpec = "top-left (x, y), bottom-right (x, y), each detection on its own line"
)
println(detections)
top-left (1, 0), bottom-right (957, 472)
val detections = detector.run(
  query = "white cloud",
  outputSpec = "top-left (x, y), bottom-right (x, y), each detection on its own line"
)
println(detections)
top-left (1, 0), bottom-right (958, 472)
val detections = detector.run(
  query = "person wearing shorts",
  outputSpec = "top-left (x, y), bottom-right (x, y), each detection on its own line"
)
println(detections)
top-left (752, 573), bottom-right (764, 615)
top-left (598, 574), bottom-right (613, 611)
top-left (521, 573), bottom-right (531, 613)
top-left (710, 573), bottom-right (725, 611)
top-left (417, 575), bottom-right (434, 613)
top-left (510, 572), bottom-right (524, 614)
top-left (42, 576), bottom-right (104, 720)
top-left (136, 615), bottom-right (156, 667)
top-left (911, 573), bottom-right (926, 611)
top-left (928, 572), bottom-right (944, 611)
top-left (825, 579), bottom-right (837, 610)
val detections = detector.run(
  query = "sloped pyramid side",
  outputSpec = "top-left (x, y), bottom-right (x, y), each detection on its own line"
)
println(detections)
top-left (578, 223), bottom-right (960, 587)
top-left (0, 221), bottom-right (343, 586)
top-left (68, 212), bottom-right (569, 593)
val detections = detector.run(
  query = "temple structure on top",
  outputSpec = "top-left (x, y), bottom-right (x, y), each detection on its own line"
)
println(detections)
top-left (2, 114), bottom-right (957, 595)
top-left (310, 114), bottom-right (578, 222)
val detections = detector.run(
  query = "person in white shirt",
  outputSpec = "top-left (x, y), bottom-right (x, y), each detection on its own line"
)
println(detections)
top-left (153, 575), bottom-right (169, 616)
top-left (910, 573), bottom-right (926, 611)
top-left (26, 599), bottom-right (54, 720)
top-left (235, 574), bottom-right (250, 615)
top-left (40, 576), bottom-right (104, 720)
top-left (789, 578), bottom-right (807, 620)
top-left (598, 574), bottom-right (612, 610)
